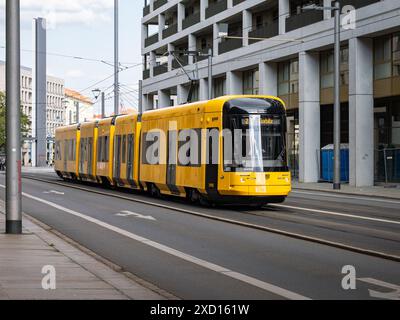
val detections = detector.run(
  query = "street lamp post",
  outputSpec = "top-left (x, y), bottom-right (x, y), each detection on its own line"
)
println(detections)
top-left (303, 1), bottom-right (341, 190)
top-left (5, 0), bottom-right (22, 234)
top-left (92, 88), bottom-right (105, 119)
top-left (333, 1), bottom-right (341, 190)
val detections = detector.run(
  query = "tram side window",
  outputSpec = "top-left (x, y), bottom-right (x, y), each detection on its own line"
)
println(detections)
top-left (142, 132), bottom-right (160, 165)
top-left (97, 136), bottom-right (109, 162)
top-left (104, 136), bottom-right (109, 162)
top-left (127, 134), bottom-right (134, 164)
top-left (55, 141), bottom-right (61, 160)
top-left (83, 138), bottom-right (87, 162)
top-left (178, 129), bottom-right (201, 167)
top-left (97, 137), bottom-right (103, 162)
top-left (80, 138), bottom-right (85, 163)
top-left (72, 139), bottom-right (76, 161)
top-left (88, 137), bottom-right (93, 161)
top-left (114, 135), bottom-right (122, 164)
top-left (122, 135), bottom-right (127, 164)
top-left (68, 139), bottom-right (76, 161)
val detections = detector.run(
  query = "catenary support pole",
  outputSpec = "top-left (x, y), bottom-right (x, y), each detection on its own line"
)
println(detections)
top-left (208, 48), bottom-right (213, 100)
top-left (138, 80), bottom-right (143, 116)
top-left (5, 0), bottom-right (22, 234)
top-left (114, 0), bottom-right (119, 116)
top-left (101, 91), bottom-right (105, 119)
top-left (333, 0), bottom-right (341, 190)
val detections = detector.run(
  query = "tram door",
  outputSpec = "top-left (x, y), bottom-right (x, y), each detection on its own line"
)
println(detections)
top-left (206, 128), bottom-right (219, 195)
top-left (126, 134), bottom-right (134, 181)
top-left (63, 140), bottom-right (68, 171)
top-left (87, 137), bottom-right (93, 176)
top-left (114, 135), bottom-right (121, 181)
top-left (79, 139), bottom-right (85, 173)
top-left (166, 130), bottom-right (178, 193)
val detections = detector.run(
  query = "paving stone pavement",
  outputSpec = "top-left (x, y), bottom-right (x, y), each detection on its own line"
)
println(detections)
top-left (0, 201), bottom-right (165, 300)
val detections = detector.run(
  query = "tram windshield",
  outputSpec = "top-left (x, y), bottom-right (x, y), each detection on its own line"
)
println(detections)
top-left (223, 98), bottom-right (288, 173)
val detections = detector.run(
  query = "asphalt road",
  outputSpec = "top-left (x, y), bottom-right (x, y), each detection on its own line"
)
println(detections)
top-left (1, 172), bottom-right (399, 300)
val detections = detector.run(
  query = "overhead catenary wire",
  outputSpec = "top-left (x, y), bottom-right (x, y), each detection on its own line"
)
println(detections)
top-left (0, 45), bottom-right (140, 66)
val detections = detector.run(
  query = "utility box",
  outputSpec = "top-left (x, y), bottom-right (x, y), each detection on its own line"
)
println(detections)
top-left (320, 144), bottom-right (349, 183)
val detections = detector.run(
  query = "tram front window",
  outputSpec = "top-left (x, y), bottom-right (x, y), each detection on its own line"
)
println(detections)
top-left (224, 114), bottom-right (287, 172)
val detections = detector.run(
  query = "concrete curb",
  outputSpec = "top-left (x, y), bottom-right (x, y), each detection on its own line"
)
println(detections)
top-left (292, 186), bottom-right (400, 201)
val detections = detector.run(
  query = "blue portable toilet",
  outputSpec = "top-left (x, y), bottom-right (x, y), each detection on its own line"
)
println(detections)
top-left (320, 144), bottom-right (349, 183)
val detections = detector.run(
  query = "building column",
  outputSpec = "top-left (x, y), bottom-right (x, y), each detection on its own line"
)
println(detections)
top-left (149, 51), bottom-right (156, 77)
top-left (148, 93), bottom-right (156, 110)
top-left (299, 51), bottom-right (320, 183)
top-left (177, 84), bottom-right (189, 105)
top-left (142, 24), bottom-right (148, 49)
top-left (158, 14), bottom-right (165, 41)
top-left (243, 10), bottom-right (252, 47)
top-left (149, 0), bottom-right (154, 12)
top-left (279, 0), bottom-right (289, 35)
top-left (323, 0), bottom-right (332, 20)
top-left (213, 23), bottom-right (220, 56)
top-left (200, 0), bottom-right (208, 21)
top-left (226, 71), bottom-right (242, 95)
top-left (259, 62), bottom-right (278, 96)
top-left (349, 37), bottom-right (374, 187)
top-left (168, 43), bottom-right (175, 71)
top-left (178, 2), bottom-right (185, 32)
top-left (158, 89), bottom-right (170, 109)
top-left (188, 34), bottom-right (197, 65)
top-left (227, 0), bottom-right (233, 9)
top-left (199, 78), bottom-right (209, 101)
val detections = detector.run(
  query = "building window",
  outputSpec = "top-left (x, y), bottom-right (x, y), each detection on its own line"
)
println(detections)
top-left (213, 77), bottom-right (226, 97)
top-left (374, 36), bottom-right (392, 80)
top-left (242, 69), bottom-right (259, 95)
top-left (320, 48), bottom-right (349, 89)
top-left (393, 33), bottom-right (400, 76)
top-left (278, 59), bottom-right (298, 97)
top-left (191, 83), bottom-right (199, 102)
top-left (278, 62), bottom-right (290, 95)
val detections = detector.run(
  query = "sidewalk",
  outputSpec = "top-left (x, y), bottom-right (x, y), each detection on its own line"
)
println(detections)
top-left (292, 181), bottom-right (400, 200)
top-left (0, 202), bottom-right (166, 300)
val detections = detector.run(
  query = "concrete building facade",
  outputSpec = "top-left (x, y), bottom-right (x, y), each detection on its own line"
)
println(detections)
top-left (141, 0), bottom-right (400, 186)
top-left (0, 61), bottom-right (65, 165)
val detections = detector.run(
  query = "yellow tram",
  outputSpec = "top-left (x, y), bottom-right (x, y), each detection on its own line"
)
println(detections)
top-left (55, 95), bottom-right (291, 205)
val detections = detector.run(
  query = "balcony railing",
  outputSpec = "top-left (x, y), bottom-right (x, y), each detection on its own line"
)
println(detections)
top-left (143, 5), bottom-right (150, 17)
top-left (172, 56), bottom-right (189, 69)
top-left (153, 0), bottom-right (168, 10)
top-left (144, 33), bottom-right (159, 47)
top-left (153, 64), bottom-right (168, 76)
top-left (197, 48), bottom-right (211, 62)
top-left (218, 38), bottom-right (242, 54)
top-left (285, 10), bottom-right (323, 32)
top-left (248, 21), bottom-right (279, 44)
top-left (182, 11), bottom-right (200, 30)
top-left (206, 0), bottom-right (227, 19)
top-left (337, 0), bottom-right (380, 10)
top-left (143, 69), bottom-right (150, 80)
top-left (162, 23), bottom-right (177, 39)
top-left (233, 0), bottom-right (245, 5)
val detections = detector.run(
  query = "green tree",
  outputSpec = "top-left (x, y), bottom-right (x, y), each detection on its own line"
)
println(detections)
top-left (0, 91), bottom-right (31, 154)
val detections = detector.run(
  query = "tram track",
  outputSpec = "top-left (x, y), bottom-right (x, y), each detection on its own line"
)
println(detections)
top-left (18, 173), bottom-right (400, 263)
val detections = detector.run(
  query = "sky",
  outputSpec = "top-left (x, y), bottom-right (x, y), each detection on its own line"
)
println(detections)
top-left (0, 0), bottom-right (143, 115)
